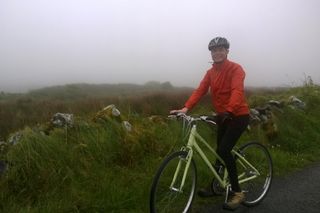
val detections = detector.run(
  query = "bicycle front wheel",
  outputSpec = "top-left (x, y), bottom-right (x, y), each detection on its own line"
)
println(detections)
top-left (236, 142), bottom-right (273, 206)
top-left (150, 151), bottom-right (197, 213)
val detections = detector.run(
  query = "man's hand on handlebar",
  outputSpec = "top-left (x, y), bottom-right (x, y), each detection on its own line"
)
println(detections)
top-left (169, 107), bottom-right (189, 115)
top-left (219, 111), bottom-right (234, 124)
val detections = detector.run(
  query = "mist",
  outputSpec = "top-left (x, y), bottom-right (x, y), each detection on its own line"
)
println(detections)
top-left (1, 0), bottom-right (319, 92)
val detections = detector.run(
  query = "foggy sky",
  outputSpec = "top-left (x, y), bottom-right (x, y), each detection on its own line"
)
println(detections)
top-left (1, 0), bottom-right (320, 92)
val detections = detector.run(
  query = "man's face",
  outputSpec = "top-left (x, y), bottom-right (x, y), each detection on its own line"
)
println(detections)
top-left (211, 46), bottom-right (229, 63)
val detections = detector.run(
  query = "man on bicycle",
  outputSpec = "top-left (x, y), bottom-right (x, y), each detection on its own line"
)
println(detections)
top-left (170, 37), bottom-right (250, 210)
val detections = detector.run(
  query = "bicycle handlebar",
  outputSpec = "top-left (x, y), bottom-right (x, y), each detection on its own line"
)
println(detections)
top-left (168, 112), bottom-right (217, 125)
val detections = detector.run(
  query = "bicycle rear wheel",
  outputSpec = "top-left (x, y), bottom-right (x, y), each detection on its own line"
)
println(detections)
top-left (236, 142), bottom-right (273, 206)
top-left (150, 151), bottom-right (197, 213)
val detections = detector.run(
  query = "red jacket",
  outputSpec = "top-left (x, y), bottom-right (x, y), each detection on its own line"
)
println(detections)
top-left (184, 59), bottom-right (249, 116)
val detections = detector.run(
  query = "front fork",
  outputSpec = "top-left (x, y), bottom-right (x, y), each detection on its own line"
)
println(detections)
top-left (169, 147), bottom-right (193, 193)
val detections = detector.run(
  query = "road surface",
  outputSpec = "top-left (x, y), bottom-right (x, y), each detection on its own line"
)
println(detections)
top-left (195, 163), bottom-right (320, 213)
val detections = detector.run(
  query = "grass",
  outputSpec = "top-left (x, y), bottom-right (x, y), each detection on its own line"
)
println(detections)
top-left (0, 84), bottom-right (320, 212)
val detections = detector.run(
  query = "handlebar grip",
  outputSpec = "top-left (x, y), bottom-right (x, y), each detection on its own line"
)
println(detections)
top-left (205, 115), bottom-right (218, 123)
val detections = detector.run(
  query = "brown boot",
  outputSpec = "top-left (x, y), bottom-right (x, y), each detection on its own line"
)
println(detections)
top-left (223, 192), bottom-right (245, 210)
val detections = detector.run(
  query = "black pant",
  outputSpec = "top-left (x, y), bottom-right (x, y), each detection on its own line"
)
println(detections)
top-left (216, 114), bottom-right (249, 192)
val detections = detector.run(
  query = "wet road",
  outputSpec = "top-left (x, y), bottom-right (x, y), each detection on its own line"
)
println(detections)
top-left (196, 163), bottom-right (320, 213)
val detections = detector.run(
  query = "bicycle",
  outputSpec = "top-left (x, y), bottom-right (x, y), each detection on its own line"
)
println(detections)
top-left (149, 113), bottom-right (273, 213)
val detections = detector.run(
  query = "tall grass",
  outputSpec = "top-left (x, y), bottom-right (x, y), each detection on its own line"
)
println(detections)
top-left (0, 84), bottom-right (320, 212)
top-left (0, 117), bottom-right (183, 212)
top-left (0, 89), bottom-right (194, 140)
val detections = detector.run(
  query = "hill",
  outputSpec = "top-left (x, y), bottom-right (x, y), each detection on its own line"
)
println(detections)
top-left (0, 82), bottom-right (194, 140)
top-left (26, 81), bottom-right (192, 100)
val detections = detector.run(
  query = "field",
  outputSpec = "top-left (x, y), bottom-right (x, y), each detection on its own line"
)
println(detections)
top-left (0, 82), bottom-right (320, 212)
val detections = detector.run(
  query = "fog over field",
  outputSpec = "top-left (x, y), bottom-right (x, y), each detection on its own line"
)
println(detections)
top-left (1, 0), bottom-right (319, 92)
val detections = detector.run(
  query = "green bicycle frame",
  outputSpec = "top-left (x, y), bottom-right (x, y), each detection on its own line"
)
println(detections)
top-left (170, 124), bottom-right (260, 192)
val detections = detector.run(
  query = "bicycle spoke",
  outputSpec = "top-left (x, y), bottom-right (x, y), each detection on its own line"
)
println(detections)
top-left (150, 151), bottom-right (197, 213)
top-left (236, 142), bottom-right (273, 206)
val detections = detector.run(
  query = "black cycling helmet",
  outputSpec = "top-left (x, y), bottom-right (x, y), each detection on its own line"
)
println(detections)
top-left (208, 37), bottom-right (230, 50)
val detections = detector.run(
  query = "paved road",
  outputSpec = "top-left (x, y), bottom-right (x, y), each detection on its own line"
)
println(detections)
top-left (195, 163), bottom-right (320, 213)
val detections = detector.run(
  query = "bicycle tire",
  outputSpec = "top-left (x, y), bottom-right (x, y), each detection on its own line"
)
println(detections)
top-left (235, 142), bottom-right (273, 206)
top-left (150, 151), bottom-right (197, 213)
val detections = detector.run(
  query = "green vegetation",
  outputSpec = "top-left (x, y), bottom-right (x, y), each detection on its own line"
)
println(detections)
top-left (0, 82), bottom-right (193, 141)
top-left (0, 83), bottom-right (320, 212)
